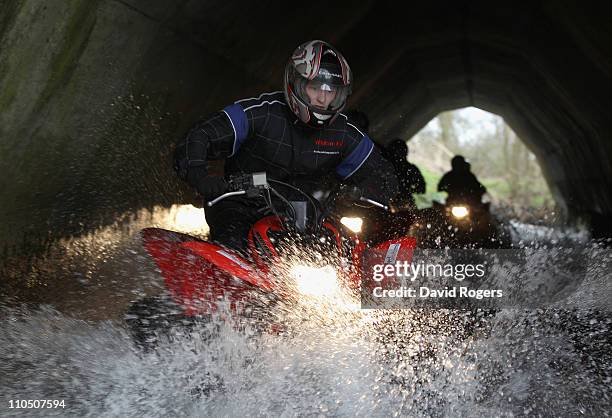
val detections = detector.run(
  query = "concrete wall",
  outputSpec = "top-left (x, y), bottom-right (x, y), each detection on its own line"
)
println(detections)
top-left (0, 0), bottom-right (274, 255)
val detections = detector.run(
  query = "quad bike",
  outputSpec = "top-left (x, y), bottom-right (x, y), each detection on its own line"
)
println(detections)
top-left (411, 198), bottom-right (511, 249)
top-left (125, 172), bottom-right (416, 349)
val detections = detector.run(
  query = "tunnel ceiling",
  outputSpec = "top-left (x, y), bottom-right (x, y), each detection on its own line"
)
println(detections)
top-left (1, 0), bottom-right (612, 252)
top-left (117, 0), bottom-right (612, 221)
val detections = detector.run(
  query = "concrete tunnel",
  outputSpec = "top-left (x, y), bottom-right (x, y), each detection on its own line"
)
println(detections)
top-left (1, 0), bottom-right (612, 261)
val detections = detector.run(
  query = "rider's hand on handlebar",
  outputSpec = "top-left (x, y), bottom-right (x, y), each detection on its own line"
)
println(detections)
top-left (197, 176), bottom-right (228, 200)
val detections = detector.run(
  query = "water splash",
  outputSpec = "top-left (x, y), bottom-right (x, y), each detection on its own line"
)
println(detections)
top-left (0, 222), bottom-right (610, 417)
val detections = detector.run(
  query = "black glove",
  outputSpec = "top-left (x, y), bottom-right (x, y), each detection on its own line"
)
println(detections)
top-left (197, 176), bottom-right (228, 200)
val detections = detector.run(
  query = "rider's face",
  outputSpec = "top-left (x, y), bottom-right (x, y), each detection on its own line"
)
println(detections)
top-left (305, 81), bottom-right (337, 110)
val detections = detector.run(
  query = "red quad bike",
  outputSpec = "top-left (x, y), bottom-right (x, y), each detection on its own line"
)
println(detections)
top-left (125, 172), bottom-right (416, 350)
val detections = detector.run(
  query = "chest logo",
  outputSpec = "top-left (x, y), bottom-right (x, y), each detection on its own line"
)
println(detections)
top-left (315, 139), bottom-right (344, 147)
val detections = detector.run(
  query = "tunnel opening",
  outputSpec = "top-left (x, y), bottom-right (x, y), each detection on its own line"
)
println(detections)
top-left (405, 107), bottom-right (556, 225)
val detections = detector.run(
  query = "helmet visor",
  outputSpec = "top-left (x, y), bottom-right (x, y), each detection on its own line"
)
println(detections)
top-left (313, 62), bottom-right (346, 87)
top-left (295, 77), bottom-right (350, 112)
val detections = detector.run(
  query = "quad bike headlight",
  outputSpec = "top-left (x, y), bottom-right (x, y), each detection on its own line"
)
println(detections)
top-left (340, 217), bottom-right (363, 233)
top-left (451, 205), bottom-right (469, 219)
top-left (291, 265), bottom-right (339, 297)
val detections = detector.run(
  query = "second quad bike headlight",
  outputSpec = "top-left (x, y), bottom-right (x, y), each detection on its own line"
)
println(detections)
top-left (451, 205), bottom-right (469, 219)
top-left (340, 217), bottom-right (363, 233)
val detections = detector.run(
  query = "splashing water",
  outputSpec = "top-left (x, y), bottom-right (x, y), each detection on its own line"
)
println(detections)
top-left (1, 221), bottom-right (611, 417)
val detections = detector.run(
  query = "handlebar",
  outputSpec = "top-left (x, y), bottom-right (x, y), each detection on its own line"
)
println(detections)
top-left (206, 172), bottom-right (269, 207)
top-left (359, 197), bottom-right (389, 210)
top-left (206, 172), bottom-right (390, 213)
top-left (207, 190), bottom-right (247, 207)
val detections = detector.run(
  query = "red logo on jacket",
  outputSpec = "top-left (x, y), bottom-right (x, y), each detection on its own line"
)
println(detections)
top-left (315, 139), bottom-right (344, 147)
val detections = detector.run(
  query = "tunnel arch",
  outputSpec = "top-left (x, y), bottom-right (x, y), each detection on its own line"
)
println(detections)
top-left (339, 1), bottom-right (612, 233)
top-left (372, 97), bottom-right (573, 217)
top-left (402, 106), bottom-right (555, 214)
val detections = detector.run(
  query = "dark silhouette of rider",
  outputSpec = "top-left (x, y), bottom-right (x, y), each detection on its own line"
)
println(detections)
top-left (438, 155), bottom-right (486, 206)
top-left (344, 114), bottom-right (427, 208)
top-left (384, 139), bottom-right (426, 209)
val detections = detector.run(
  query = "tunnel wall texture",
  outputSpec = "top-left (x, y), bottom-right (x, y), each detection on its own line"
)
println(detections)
top-left (1, 0), bottom-right (612, 259)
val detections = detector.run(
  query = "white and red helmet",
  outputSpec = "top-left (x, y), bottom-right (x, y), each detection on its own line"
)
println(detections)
top-left (284, 40), bottom-right (352, 128)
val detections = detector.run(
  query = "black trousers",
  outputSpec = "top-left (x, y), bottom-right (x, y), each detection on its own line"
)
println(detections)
top-left (203, 197), bottom-right (265, 251)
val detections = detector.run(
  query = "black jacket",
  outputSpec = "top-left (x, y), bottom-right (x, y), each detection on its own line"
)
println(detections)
top-left (438, 168), bottom-right (486, 203)
top-left (393, 160), bottom-right (426, 195)
top-left (175, 91), bottom-right (398, 202)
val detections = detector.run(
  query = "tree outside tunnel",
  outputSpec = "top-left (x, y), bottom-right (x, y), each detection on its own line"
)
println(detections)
top-left (404, 108), bottom-right (555, 220)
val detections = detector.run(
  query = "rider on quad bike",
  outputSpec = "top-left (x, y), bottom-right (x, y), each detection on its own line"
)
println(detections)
top-left (174, 40), bottom-right (399, 250)
top-left (413, 155), bottom-right (510, 249)
top-left (437, 155), bottom-right (486, 208)
top-left (384, 139), bottom-right (426, 211)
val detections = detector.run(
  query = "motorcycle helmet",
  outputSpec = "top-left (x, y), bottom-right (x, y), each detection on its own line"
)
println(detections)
top-left (451, 155), bottom-right (469, 171)
top-left (284, 40), bottom-right (352, 127)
